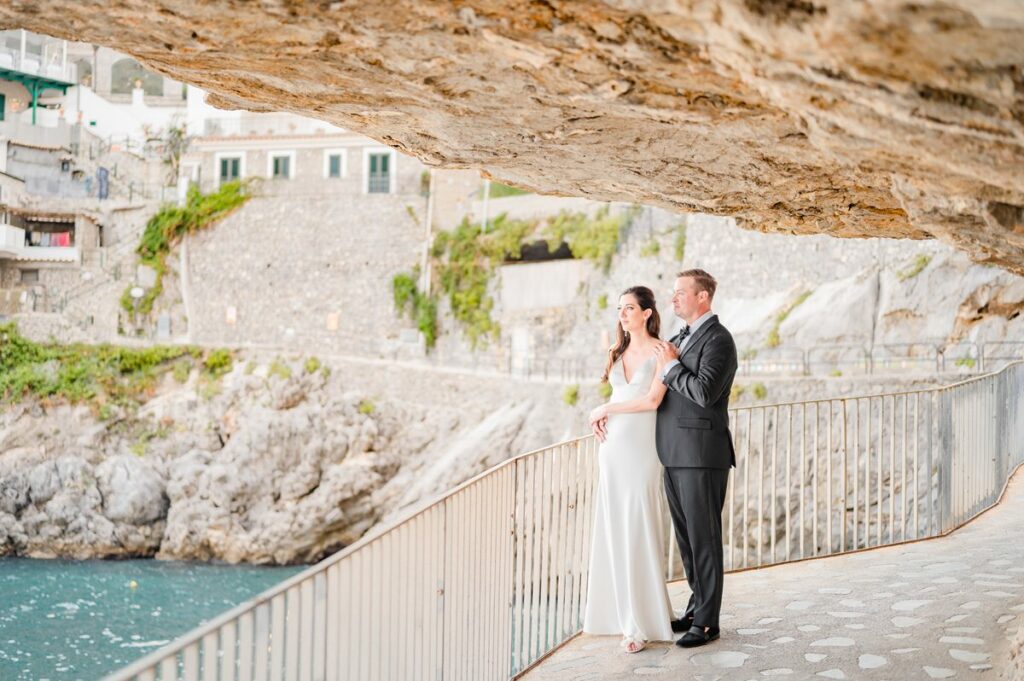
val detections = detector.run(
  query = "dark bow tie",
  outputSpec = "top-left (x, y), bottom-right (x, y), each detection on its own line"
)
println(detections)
top-left (673, 326), bottom-right (691, 347)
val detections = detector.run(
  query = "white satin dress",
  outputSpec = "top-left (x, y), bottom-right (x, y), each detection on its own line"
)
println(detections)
top-left (583, 356), bottom-right (674, 642)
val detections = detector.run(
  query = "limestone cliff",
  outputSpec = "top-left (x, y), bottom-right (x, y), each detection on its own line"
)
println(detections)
top-left (3, 1), bottom-right (1022, 271)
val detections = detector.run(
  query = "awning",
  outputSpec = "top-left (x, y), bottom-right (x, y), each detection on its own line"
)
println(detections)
top-left (0, 66), bottom-right (72, 94)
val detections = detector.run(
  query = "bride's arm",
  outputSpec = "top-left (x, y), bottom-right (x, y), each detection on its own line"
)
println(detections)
top-left (589, 379), bottom-right (667, 423)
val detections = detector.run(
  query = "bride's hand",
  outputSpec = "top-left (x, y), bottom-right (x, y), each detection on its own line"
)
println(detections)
top-left (589, 405), bottom-right (608, 423)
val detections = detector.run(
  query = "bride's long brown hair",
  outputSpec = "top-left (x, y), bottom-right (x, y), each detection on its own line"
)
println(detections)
top-left (601, 286), bottom-right (661, 383)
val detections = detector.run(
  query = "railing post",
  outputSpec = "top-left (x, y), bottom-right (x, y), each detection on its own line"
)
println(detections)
top-left (937, 388), bottom-right (954, 533)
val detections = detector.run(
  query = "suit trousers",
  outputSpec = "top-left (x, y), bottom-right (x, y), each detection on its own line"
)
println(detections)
top-left (663, 466), bottom-right (729, 627)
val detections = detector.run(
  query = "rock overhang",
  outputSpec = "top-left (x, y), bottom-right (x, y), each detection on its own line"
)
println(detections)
top-left (4, 0), bottom-right (1022, 272)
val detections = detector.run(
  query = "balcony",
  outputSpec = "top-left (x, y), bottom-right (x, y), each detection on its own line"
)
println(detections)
top-left (0, 30), bottom-right (74, 84)
top-left (0, 222), bottom-right (79, 262)
top-left (200, 114), bottom-right (345, 139)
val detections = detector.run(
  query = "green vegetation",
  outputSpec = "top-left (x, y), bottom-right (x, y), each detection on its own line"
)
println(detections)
top-left (547, 206), bottom-right (636, 273)
top-left (897, 254), bottom-right (932, 282)
top-left (830, 368), bottom-right (843, 377)
top-left (394, 206), bottom-right (637, 349)
top-left (172, 359), bottom-right (191, 383)
top-left (392, 270), bottom-right (439, 348)
top-left (751, 382), bottom-right (768, 400)
top-left (766, 290), bottom-right (813, 348)
top-left (596, 294), bottom-right (608, 311)
top-left (640, 238), bottom-right (660, 257)
top-left (244, 361), bottom-right (257, 375)
top-left (358, 399), bottom-right (376, 415)
top-left (730, 383), bottom-right (746, 402)
top-left (122, 181), bottom-right (251, 320)
top-left (304, 357), bottom-right (322, 374)
top-left (597, 381), bottom-right (613, 399)
top-left (202, 348), bottom-right (233, 379)
top-left (562, 384), bottom-right (579, 406)
top-left (954, 357), bottom-right (977, 369)
top-left (674, 223), bottom-right (688, 261)
top-left (0, 322), bottom-right (208, 407)
top-left (268, 359), bottom-right (292, 380)
top-left (479, 181), bottom-right (531, 200)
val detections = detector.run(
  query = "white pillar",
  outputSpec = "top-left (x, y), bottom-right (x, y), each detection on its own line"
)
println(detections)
top-left (19, 29), bottom-right (26, 67)
top-left (61, 39), bottom-right (67, 79)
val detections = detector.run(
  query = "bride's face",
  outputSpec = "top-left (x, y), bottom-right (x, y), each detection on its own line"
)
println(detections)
top-left (617, 294), bottom-right (650, 334)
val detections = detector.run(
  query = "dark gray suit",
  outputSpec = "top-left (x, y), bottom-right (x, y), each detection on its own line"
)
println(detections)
top-left (656, 315), bottom-right (737, 628)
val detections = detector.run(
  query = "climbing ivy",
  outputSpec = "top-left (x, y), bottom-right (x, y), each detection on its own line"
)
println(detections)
top-left (122, 181), bottom-right (252, 320)
top-left (394, 206), bottom-right (639, 349)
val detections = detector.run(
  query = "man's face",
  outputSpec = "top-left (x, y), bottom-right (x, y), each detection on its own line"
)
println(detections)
top-left (672, 276), bottom-right (704, 322)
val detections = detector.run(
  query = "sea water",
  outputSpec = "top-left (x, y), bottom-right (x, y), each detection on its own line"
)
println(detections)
top-left (0, 557), bottom-right (303, 680)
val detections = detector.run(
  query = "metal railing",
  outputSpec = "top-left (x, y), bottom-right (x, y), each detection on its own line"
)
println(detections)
top-left (105, 362), bottom-right (1023, 680)
top-left (738, 340), bottom-right (1024, 376)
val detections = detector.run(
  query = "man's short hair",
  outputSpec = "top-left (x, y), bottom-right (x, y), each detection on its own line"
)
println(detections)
top-left (677, 268), bottom-right (717, 301)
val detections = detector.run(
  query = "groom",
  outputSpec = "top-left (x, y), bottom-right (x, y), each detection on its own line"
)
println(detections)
top-left (654, 269), bottom-right (737, 648)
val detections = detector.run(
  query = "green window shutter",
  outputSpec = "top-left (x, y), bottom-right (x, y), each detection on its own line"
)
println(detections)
top-left (329, 154), bottom-right (341, 178)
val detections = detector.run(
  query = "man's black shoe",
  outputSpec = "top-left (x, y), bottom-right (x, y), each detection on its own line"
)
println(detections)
top-left (670, 615), bottom-right (694, 633)
top-left (675, 625), bottom-right (720, 648)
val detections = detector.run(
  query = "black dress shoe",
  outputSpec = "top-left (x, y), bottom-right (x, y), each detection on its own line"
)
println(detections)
top-left (676, 624), bottom-right (720, 648)
top-left (670, 615), bottom-right (694, 633)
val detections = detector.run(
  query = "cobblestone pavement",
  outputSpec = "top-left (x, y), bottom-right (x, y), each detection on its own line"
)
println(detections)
top-left (523, 473), bottom-right (1024, 680)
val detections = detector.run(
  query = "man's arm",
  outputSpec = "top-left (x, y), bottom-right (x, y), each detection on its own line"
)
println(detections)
top-left (662, 330), bottom-right (737, 408)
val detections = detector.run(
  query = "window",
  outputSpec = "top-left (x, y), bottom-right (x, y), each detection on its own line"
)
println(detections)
top-left (323, 150), bottom-right (346, 179)
top-left (272, 155), bottom-right (290, 179)
top-left (110, 58), bottom-right (163, 96)
top-left (365, 150), bottom-right (394, 194)
top-left (218, 156), bottom-right (241, 184)
top-left (20, 270), bottom-right (39, 285)
top-left (267, 151), bottom-right (295, 180)
top-left (0, 93), bottom-right (5, 122)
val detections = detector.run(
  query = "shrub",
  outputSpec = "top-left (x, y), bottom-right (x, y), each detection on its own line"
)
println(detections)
top-left (597, 381), bottom-right (613, 399)
top-left (563, 384), bottom-right (579, 406)
top-left (304, 357), bottom-right (322, 374)
top-left (392, 269), bottom-right (439, 348)
top-left (172, 359), bottom-right (191, 383)
top-left (358, 399), bottom-right (375, 415)
top-left (203, 349), bottom-right (233, 378)
top-left (596, 294), bottom-right (608, 310)
top-left (897, 254), bottom-right (932, 282)
top-left (674, 223), bottom-right (688, 261)
top-left (639, 238), bottom-right (660, 257)
top-left (765, 290), bottom-right (812, 348)
top-left (268, 359), bottom-right (292, 380)
top-left (0, 322), bottom-right (194, 405)
top-left (751, 383), bottom-right (767, 400)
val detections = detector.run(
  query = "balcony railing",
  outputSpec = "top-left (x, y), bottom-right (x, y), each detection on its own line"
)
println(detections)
top-left (200, 115), bottom-right (345, 138)
top-left (0, 30), bottom-right (73, 83)
top-left (104, 361), bottom-right (1023, 681)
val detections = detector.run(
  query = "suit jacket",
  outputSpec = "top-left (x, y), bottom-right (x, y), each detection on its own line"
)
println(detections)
top-left (655, 315), bottom-right (738, 469)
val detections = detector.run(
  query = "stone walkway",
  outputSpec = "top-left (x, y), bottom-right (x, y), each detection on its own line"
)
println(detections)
top-left (523, 473), bottom-right (1024, 680)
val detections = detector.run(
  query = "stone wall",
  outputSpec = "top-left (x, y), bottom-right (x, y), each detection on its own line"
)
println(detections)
top-left (185, 190), bottom-right (428, 349)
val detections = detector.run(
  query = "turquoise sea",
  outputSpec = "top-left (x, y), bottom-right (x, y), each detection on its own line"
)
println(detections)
top-left (0, 557), bottom-right (303, 681)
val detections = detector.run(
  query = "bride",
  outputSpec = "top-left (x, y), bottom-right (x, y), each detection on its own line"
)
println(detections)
top-left (582, 285), bottom-right (673, 653)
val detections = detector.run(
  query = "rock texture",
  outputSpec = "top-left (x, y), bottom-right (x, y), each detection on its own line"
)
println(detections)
top-left (0, 355), bottom-right (581, 564)
top-left (3, 1), bottom-right (1023, 270)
